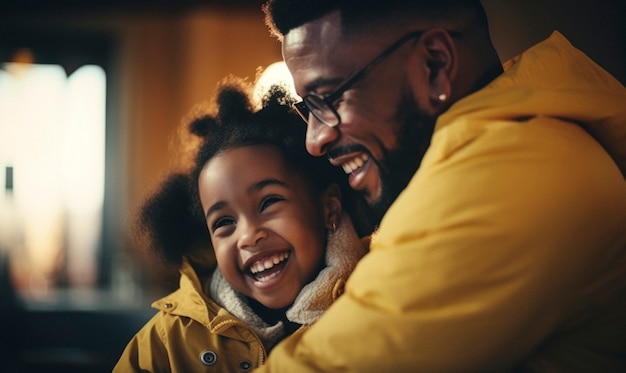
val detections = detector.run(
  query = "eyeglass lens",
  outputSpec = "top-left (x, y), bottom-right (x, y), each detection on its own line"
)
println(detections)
top-left (305, 95), bottom-right (338, 126)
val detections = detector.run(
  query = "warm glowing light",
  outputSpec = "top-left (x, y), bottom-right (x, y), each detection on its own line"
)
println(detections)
top-left (253, 61), bottom-right (299, 106)
top-left (0, 63), bottom-right (106, 293)
top-left (63, 65), bottom-right (106, 286)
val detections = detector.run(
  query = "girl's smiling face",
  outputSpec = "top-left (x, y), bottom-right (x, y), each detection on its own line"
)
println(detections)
top-left (198, 144), bottom-right (333, 309)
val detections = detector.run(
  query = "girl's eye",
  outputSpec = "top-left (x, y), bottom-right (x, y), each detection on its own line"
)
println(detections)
top-left (212, 216), bottom-right (235, 232)
top-left (260, 195), bottom-right (285, 212)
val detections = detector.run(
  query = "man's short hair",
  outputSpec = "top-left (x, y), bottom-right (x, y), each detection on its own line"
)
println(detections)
top-left (263, 0), bottom-right (487, 40)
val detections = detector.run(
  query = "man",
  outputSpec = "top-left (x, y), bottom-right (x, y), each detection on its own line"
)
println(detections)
top-left (257, 0), bottom-right (626, 371)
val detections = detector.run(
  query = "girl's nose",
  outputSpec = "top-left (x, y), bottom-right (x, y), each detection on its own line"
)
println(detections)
top-left (237, 220), bottom-right (268, 250)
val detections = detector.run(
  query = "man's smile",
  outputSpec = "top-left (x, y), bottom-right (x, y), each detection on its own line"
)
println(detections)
top-left (328, 148), bottom-right (381, 204)
top-left (340, 153), bottom-right (369, 175)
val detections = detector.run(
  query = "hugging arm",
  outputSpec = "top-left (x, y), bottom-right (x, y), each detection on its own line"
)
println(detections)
top-left (255, 119), bottom-right (626, 372)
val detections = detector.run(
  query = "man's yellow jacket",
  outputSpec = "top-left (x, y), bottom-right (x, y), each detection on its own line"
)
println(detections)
top-left (256, 32), bottom-right (626, 372)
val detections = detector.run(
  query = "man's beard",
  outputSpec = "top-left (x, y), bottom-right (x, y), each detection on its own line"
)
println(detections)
top-left (368, 89), bottom-right (436, 225)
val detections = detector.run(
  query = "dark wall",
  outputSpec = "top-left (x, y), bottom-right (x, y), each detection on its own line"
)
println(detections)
top-left (483, 0), bottom-right (625, 85)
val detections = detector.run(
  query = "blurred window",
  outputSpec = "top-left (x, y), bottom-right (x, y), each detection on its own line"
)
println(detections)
top-left (0, 62), bottom-right (106, 300)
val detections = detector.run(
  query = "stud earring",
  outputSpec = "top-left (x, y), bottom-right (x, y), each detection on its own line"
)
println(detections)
top-left (332, 222), bottom-right (337, 233)
top-left (437, 93), bottom-right (447, 102)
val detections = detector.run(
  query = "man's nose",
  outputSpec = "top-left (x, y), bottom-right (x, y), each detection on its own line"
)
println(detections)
top-left (305, 117), bottom-right (339, 157)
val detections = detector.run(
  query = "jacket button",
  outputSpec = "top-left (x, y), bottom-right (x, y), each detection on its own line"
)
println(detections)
top-left (163, 302), bottom-right (173, 309)
top-left (239, 360), bottom-right (252, 371)
top-left (199, 350), bottom-right (217, 366)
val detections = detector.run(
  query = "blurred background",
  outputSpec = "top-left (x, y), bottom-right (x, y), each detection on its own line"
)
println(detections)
top-left (0, 0), bottom-right (624, 372)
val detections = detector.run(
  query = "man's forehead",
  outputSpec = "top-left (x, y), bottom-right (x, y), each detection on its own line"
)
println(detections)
top-left (281, 12), bottom-right (346, 93)
top-left (282, 11), bottom-right (342, 57)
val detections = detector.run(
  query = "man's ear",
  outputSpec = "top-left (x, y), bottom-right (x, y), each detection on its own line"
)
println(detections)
top-left (407, 28), bottom-right (458, 115)
top-left (321, 183), bottom-right (343, 230)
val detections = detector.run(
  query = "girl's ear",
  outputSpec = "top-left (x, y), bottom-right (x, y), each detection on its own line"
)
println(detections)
top-left (321, 183), bottom-right (343, 230)
top-left (407, 28), bottom-right (458, 115)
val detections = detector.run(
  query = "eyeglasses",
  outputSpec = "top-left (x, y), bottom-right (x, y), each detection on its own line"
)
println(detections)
top-left (293, 30), bottom-right (426, 127)
top-left (293, 30), bottom-right (460, 127)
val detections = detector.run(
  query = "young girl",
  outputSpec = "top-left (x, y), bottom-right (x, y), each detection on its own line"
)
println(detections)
top-left (113, 80), bottom-right (372, 373)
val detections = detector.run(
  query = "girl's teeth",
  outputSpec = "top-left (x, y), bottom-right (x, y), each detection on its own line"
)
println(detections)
top-left (254, 262), bottom-right (264, 273)
top-left (255, 271), bottom-right (280, 283)
top-left (249, 252), bottom-right (289, 274)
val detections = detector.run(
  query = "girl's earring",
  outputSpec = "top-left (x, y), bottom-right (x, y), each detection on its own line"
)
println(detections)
top-left (332, 222), bottom-right (337, 233)
top-left (437, 93), bottom-right (447, 102)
